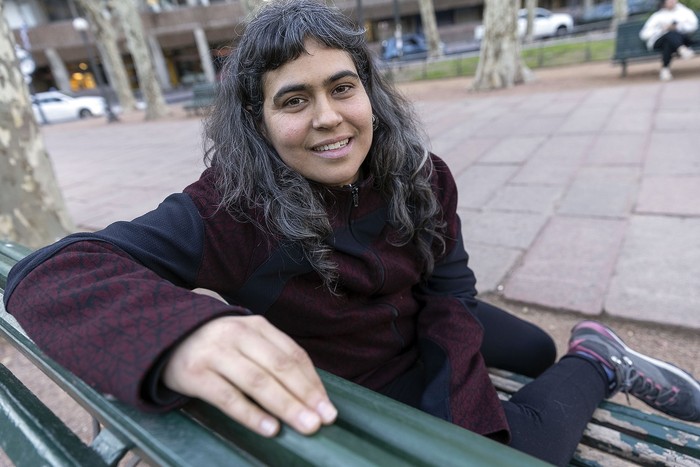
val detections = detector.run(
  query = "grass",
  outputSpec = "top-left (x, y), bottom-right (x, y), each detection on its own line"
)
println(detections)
top-left (384, 38), bottom-right (616, 82)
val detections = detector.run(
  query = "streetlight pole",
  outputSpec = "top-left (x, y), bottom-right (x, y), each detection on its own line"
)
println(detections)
top-left (72, 17), bottom-right (118, 123)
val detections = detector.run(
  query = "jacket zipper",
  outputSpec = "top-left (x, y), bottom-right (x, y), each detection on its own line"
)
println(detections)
top-left (350, 184), bottom-right (359, 208)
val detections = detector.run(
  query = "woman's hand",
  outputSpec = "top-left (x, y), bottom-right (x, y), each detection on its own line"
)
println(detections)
top-left (162, 315), bottom-right (337, 437)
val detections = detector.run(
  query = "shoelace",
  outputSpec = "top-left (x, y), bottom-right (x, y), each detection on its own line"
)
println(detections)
top-left (611, 355), bottom-right (679, 408)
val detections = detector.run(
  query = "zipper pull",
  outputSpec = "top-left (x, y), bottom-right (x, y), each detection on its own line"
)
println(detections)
top-left (351, 185), bottom-right (359, 208)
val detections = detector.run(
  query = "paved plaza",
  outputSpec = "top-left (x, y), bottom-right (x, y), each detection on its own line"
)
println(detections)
top-left (40, 59), bottom-right (700, 331)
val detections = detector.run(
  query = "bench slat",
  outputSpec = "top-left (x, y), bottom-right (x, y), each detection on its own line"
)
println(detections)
top-left (188, 369), bottom-right (550, 467)
top-left (581, 423), bottom-right (700, 466)
top-left (320, 370), bottom-right (548, 466)
top-left (0, 363), bottom-right (109, 466)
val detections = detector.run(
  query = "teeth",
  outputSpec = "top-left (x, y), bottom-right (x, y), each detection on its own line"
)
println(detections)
top-left (314, 139), bottom-right (349, 151)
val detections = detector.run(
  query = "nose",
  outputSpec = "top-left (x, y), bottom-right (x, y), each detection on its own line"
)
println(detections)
top-left (312, 96), bottom-right (342, 129)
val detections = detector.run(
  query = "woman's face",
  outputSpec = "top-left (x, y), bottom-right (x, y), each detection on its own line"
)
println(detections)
top-left (261, 39), bottom-right (373, 187)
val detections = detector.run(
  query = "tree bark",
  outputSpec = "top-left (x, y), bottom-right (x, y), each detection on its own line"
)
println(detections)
top-left (76, 0), bottom-right (138, 112)
top-left (612, 0), bottom-right (629, 33)
top-left (472, 0), bottom-right (532, 91)
top-left (0, 9), bottom-right (74, 247)
top-left (109, 0), bottom-right (169, 120)
top-left (418, 0), bottom-right (443, 59)
top-left (525, 0), bottom-right (536, 43)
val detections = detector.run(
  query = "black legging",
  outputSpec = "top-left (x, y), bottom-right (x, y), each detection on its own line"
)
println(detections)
top-left (503, 355), bottom-right (608, 466)
top-left (470, 300), bottom-right (556, 378)
top-left (654, 30), bottom-right (694, 67)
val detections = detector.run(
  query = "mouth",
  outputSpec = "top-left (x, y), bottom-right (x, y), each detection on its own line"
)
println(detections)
top-left (312, 138), bottom-right (350, 152)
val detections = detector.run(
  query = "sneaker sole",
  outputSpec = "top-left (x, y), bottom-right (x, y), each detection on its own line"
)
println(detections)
top-left (573, 321), bottom-right (700, 420)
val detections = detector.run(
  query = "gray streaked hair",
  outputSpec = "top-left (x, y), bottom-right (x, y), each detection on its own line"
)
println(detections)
top-left (203, 0), bottom-right (444, 290)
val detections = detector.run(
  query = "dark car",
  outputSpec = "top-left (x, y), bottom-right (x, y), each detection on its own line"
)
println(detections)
top-left (578, 0), bottom-right (656, 24)
top-left (381, 33), bottom-right (443, 61)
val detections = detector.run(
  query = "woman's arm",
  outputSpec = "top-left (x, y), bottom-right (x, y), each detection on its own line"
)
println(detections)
top-left (4, 190), bottom-right (336, 436)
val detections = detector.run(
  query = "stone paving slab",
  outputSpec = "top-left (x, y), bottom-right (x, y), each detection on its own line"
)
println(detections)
top-left (637, 176), bottom-right (700, 216)
top-left (503, 216), bottom-right (627, 315)
top-left (605, 216), bottom-right (700, 330)
top-left (557, 167), bottom-right (639, 218)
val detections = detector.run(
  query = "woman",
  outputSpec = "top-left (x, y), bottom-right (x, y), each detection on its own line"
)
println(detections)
top-left (639, 0), bottom-right (698, 81)
top-left (5, 1), bottom-right (699, 465)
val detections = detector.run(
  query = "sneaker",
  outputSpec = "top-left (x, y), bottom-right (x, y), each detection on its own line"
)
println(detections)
top-left (660, 67), bottom-right (673, 81)
top-left (568, 320), bottom-right (700, 422)
top-left (678, 45), bottom-right (695, 60)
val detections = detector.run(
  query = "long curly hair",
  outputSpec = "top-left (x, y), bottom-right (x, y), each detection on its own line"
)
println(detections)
top-left (203, 0), bottom-right (444, 290)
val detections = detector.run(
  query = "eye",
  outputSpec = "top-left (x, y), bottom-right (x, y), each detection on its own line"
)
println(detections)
top-left (283, 96), bottom-right (306, 108)
top-left (332, 84), bottom-right (353, 96)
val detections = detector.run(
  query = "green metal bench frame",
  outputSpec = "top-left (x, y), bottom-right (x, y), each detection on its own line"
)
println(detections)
top-left (1, 241), bottom-right (699, 466)
top-left (613, 14), bottom-right (700, 77)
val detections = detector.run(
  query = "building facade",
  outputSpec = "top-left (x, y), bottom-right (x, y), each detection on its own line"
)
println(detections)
top-left (5, 0), bottom-right (572, 94)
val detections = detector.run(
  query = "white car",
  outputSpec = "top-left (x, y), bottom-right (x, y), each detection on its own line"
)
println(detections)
top-left (32, 91), bottom-right (108, 123)
top-left (475, 8), bottom-right (574, 41)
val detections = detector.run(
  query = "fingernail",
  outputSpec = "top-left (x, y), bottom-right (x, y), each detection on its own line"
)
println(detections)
top-left (260, 417), bottom-right (278, 436)
top-left (298, 410), bottom-right (321, 430)
top-left (317, 400), bottom-right (338, 423)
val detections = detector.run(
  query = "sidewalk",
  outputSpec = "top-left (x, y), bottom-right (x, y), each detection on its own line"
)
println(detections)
top-left (39, 59), bottom-right (700, 332)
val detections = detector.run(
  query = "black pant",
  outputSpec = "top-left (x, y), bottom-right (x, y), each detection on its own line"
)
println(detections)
top-left (503, 355), bottom-right (607, 466)
top-left (380, 300), bottom-right (607, 466)
top-left (470, 300), bottom-right (556, 377)
top-left (654, 30), bottom-right (694, 67)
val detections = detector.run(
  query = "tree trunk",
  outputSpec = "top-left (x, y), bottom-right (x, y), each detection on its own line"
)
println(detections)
top-left (612, 0), bottom-right (629, 33)
top-left (0, 10), bottom-right (74, 247)
top-left (76, 0), bottom-right (137, 112)
top-left (525, 0), bottom-right (536, 43)
top-left (109, 0), bottom-right (168, 120)
top-left (418, 0), bottom-right (443, 59)
top-left (472, 0), bottom-right (532, 91)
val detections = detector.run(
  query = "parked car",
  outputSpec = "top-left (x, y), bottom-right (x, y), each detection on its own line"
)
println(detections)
top-left (381, 33), bottom-right (444, 61)
top-left (577, 0), bottom-right (656, 24)
top-left (474, 8), bottom-right (574, 41)
top-left (31, 91), bottom-right (108, 123)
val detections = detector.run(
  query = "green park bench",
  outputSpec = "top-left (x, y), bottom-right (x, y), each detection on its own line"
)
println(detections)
top-left (183, 82), bottom-right (218, 117)
top-left (613, 14), bottom-right (700, 77)
top-left (1, 241), bottom-right (699, 466)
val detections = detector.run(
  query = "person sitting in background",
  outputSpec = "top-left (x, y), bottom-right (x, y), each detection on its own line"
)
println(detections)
top-left (640, 0), bottom-right (698, 81)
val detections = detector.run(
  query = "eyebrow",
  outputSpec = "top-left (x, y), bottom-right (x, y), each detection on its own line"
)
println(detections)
top-left (272, 69), bottom-right (360, 104)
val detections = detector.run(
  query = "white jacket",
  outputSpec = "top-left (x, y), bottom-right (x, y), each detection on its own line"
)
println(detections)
top-left (639, 3), bottom-right (698, 50)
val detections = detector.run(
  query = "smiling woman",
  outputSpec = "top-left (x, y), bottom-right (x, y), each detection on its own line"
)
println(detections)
top-left (5, 1), bottom-right (700, 466)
